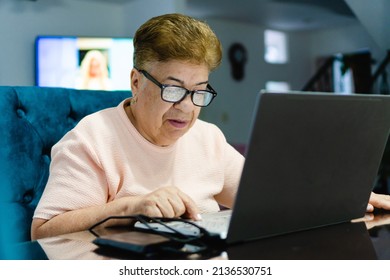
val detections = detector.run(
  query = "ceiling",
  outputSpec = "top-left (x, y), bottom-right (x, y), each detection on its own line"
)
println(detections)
top-left (81, 0), bottom-right (358, 31)
top-left (78, 0), bottom-right (389, 49)
top-left (185, 0), bottom-right (358, 31)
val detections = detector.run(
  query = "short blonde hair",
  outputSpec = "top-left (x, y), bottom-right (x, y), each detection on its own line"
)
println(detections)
top-left (133, 13), bottom-right (222, 71)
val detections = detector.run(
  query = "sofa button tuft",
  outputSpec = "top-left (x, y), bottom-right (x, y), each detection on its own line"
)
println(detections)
top-left (16, 108), bottom-right (26, 118)
top-left (42, 154), bottom-right (50, 164)
top-left (22, 191), bottom-right (34, 204)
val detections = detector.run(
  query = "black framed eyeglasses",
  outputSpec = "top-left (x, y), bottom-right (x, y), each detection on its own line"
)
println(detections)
top-left (135, 68), bottom-right (217, 107)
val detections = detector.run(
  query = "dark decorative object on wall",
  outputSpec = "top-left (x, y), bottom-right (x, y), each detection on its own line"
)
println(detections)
top-left (228, 43), bottom-right (247, 81)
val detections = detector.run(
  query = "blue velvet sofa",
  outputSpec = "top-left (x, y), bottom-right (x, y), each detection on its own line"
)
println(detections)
top-left (0, 86), bottom-right (130, 256)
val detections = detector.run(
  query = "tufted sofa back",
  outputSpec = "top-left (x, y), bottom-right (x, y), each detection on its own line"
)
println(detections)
top-left (0, 86), bottom-right (130, 247)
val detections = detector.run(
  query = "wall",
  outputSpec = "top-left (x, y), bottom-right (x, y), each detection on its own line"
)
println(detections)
top-left (0, 0), bottom-right (189, 83)
top-left (199, 19), bottom-right (383, 145)
top-left (308, 23), bottom-right (385, 65)
top-left (0, 0), bottom-right (126, 86)
top-left (122, 0), bottom-right (186, 36)
top-left (345, 0), bottom-right (390, 51)
top-left (199, 19), bottom-right (313, 144)
top-left (0, 0), bottom-right (187, 87)
top-left (0, 0), bottom-right (383, 145)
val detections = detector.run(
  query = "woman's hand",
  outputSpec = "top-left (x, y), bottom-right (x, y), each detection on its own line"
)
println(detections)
top-left (366, 192), bottom-right (390, 212)
top-left (130, 186), bottom-right (201, 220)
top-left (364, 212), bottom-right (390, 229)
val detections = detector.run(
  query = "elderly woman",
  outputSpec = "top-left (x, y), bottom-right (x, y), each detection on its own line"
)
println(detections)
top-left (31, 13), bottom-right (244, 240)
top-left (31, 13), bottom-right (390, 240)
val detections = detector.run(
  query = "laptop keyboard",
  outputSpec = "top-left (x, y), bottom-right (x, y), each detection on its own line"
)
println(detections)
top-left (195, 210), bottom-right (231, 234)
top-left (134, 210), bottom-right (231, 237)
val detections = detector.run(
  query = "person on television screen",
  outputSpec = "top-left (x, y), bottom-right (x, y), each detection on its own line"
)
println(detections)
top-left (76, 49), bottom-right (112, 90)
top-left (31, 13), bottom-right (390, 240)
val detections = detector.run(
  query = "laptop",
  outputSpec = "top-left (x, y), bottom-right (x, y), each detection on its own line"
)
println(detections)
top-left (133, 91), bottom-right (390, 245)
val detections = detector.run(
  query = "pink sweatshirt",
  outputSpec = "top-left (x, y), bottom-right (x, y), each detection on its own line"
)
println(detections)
top-left (34, 99), bottom-right (245, 220)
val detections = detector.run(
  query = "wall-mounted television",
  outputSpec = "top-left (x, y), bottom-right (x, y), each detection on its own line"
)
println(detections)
top-left (35, 36), bottom-right (134, 91)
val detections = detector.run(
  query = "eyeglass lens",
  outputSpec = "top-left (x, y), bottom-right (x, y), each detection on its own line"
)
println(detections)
top-left (162, 86), bottom-right (213, 107)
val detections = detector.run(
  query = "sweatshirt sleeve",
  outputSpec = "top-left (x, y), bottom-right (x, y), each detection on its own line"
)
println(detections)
top-left (33, 128), bottom-right (109, 220)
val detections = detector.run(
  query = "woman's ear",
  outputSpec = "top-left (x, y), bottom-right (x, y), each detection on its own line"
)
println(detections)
top-left (130, 68), bottom-right (140, 93)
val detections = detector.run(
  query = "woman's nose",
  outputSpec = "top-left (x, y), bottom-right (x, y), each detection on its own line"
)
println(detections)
top-left (173, 93), bottom-right (196, 112)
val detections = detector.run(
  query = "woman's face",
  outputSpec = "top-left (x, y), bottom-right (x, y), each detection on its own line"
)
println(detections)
top-left (129, 60), bottom-right (210, 146)
top-left (89, 58), bottom-right (102, 77)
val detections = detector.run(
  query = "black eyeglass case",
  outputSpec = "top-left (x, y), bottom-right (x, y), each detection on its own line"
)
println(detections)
top-left (93, 231), bottom-right (182, 255)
